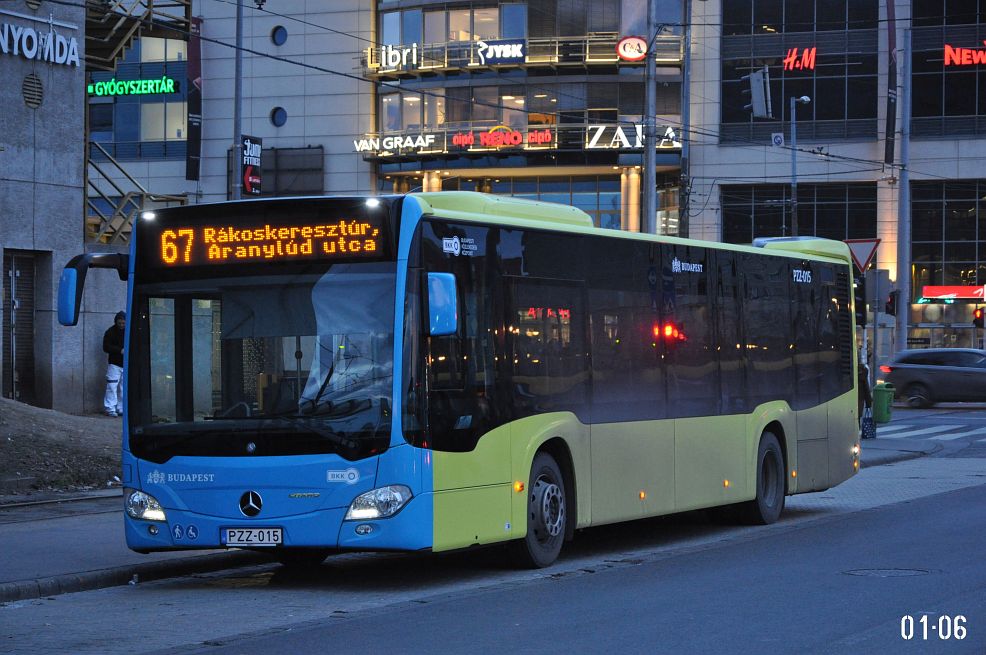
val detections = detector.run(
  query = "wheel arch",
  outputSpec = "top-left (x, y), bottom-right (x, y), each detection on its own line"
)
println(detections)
top-left (762, 420), bottom-right (789, 495)
top-left (536, 437), bottom-right (577, 541)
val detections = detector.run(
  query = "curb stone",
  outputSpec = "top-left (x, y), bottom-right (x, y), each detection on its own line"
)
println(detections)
top-left (0, 550), bottom-right (269, 604)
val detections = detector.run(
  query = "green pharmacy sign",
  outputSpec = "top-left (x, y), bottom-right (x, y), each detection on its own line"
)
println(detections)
top-left (87, 76), bottom-right (179, 97)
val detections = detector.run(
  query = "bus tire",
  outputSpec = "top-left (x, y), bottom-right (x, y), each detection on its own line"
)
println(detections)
top-left (742, 432), bottom-right (786, 525)
top-left (510, 452), bottom-right (567, 568)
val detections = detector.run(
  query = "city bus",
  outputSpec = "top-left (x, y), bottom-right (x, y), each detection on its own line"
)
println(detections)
top-left (58, 192), bottom-right (860, 568)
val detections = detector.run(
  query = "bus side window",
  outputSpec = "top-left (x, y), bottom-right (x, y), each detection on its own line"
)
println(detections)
top-left (506, 277), bottom-right (588, 418)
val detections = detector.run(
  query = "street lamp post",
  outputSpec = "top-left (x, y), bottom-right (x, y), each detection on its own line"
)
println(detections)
top-left (232, 0), bottom-right (244, 200)
top-left (790, 95), bottom-right (810, 237)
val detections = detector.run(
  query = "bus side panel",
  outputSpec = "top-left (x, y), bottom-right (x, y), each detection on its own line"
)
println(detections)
top-left (590, 420), bottom-right (674, 525)
top-left (431, 414), bottom-right (588, 552)
top-left (827, 390), bottom-right (859, 487)
top-left (674, 415), bottom-right (748, 512)
top-left (431, 423), bottom-right (511, 551)
top-left (795, 402), bottom-right (830, 492)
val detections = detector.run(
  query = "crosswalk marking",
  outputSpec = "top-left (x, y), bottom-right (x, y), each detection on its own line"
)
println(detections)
top-left (872, 424), bottom-right (914, 434)
top-left (877, 425), bottom-right (958, 439)
top-left (930, 426), bottom-right (986, 441)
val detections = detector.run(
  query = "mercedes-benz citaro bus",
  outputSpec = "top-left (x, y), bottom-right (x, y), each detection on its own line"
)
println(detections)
top-left (58, 192), bottom-right (861, 568)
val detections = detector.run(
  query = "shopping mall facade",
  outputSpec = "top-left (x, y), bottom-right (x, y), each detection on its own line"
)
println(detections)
top-left (10, 0), bottom-right (986, 410)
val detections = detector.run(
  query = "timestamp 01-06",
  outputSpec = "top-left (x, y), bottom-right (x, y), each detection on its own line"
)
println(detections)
top-left (901, 615), bottom-right (967, 640)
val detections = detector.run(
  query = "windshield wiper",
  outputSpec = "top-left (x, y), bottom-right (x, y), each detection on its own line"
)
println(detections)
top-left (134, 418), bottom-right (359, 452)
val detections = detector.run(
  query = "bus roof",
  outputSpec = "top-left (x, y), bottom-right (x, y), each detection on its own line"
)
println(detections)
top-left (408, 191), bottom-right (852, 266)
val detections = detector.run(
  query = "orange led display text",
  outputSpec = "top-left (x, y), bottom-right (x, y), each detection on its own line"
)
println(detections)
top-left (157, 219), bottom-right (383, 266)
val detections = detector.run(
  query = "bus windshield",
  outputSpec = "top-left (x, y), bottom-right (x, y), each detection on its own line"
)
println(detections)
top-left (129, 261), bottom-right (395, 461)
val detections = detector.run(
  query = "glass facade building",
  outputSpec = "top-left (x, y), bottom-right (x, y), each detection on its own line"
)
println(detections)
top-left (362, 0), bottom-right (686, 234)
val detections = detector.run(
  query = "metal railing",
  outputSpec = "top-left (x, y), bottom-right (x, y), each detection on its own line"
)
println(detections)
top-left (86, 141), bottom-right (187, 244)
top-left (361, 33), bottom-right (683, 77)
top-left (85, 0), bottom-right (192, 72)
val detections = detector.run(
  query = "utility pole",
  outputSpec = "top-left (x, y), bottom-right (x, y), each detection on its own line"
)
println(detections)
top-left (895, 29), bottom-right (912, 353)
top-left (643, 0), bottom-right (657, 234)
top-left (679, 0), bottom-right (691, 237)
top-left (790, 95), bottom-right (810, 237)
top-left (232, 0), bottom-right (244, 200)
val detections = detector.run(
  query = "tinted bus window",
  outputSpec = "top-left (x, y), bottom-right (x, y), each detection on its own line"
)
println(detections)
top-left (743, 253), bottom-right (794, 408)
top-left (791, 259), bottom-right (821, 410)
top-left (715, 251), bottom-right (748, 414)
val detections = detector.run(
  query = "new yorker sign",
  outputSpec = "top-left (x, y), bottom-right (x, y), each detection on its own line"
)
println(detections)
top-left (944, 42), bottom-right (986, 66)
top-left (0, 9), bottom-right (80, 67)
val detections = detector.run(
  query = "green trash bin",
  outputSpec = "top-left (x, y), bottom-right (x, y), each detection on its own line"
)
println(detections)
top-left (872, 382), bottom-right (894, 424)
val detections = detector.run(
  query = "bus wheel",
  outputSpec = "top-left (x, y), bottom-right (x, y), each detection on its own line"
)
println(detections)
top-left (273, 548), bottom-right (330, 569)
top-left (742, 432), bottom-right (786, 525)
top-left (511, 452), bottom-right (566, 568)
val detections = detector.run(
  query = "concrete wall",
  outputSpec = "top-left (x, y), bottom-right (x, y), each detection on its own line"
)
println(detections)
top-left (0, 0), bottom-right (119, 413)
top-left (96, 0), bottom-right (376, 201)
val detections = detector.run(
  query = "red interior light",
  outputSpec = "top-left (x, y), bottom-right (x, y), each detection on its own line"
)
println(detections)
top-left (879, 365), bottom-right (892, 374)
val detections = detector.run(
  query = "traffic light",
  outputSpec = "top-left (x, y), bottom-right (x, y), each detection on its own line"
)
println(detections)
top-left (974, 307), bottom-right (984, 329)
top-left (854, 277), bottom-right (866, 328)
top-left (741, 66), bottom-right (773, 119)
top-left (885, 290), bottom-right (899, 316)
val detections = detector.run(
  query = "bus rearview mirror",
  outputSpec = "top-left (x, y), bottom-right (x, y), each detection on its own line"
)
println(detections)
top-left (57, 253), bottom-right (130, 326)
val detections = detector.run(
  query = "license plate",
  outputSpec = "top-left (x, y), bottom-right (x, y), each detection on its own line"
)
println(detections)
top-left (223, 527), bottom-right (282, 546)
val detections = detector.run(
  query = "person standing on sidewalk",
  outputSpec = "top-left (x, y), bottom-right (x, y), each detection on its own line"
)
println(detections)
top-left (103, 311), bottom-right (126, 417)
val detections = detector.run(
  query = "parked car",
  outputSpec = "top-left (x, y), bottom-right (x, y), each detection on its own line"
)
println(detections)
top-left (880, 348), bottom-right (986, 408)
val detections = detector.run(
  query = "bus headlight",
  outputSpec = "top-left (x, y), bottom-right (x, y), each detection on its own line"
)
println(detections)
top-left (345, 485), bottom-right (412, 520)
top-left (125, 489), bottom-right (167, 522)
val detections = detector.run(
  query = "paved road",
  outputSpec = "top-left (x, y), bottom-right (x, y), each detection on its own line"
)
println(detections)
top-left (2, 456), bottom-right (984, 654)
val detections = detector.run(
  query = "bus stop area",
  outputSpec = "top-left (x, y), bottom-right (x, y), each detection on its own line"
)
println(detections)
top-left (0, 436), bottom-right (939, 605)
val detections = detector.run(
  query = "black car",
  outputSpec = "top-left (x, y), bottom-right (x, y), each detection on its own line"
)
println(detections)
top-left (881, 348), bottom-right (986, 408)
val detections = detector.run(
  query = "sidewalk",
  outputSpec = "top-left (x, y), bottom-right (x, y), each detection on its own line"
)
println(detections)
top-left (0, 493), bottom-right (266, 603)
top-left (0, 437), bottom-right (936, 604)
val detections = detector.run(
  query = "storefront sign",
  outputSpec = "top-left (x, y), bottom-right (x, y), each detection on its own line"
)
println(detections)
top-left (476, 39), bottom-right (526, 65)
top-left (87, 76), bottom-right (179, 97)
top-left (0, 10), bottom-right (80, 67)
top-left (921, 285), bottom-right (986, 300)
top-left (241, 135), bottom-right (262, 196)
top-left (783, 46), bottom-right (816, 71)
top-left (944, 42), bottom-right (986, 66)
top-left (616, 36), bottom-right (647, 62)
top-left (366, 43), bottom-right (418, 70)
top-left (585, 124), bottom-right (681, 149)
top-left (353, 133), bottom-right (438, 154)
top-left (451, 126), bottom-right (554, 149)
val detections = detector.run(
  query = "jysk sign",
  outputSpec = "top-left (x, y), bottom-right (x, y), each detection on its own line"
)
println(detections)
top-left (476, 39), bottom-right (526, 65)
top-left (241, 135), bottom-right (262, 196)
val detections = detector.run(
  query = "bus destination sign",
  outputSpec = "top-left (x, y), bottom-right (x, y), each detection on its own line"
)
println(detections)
top-left (156, 218), bottom-right (385, 267)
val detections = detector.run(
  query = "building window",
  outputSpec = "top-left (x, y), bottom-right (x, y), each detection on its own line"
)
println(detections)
top-left (911, 27), bottom-right (986, 136)
top-left (721, 183), bottom-right (876, 244)
top-left (140, 101), bottom-right (187, 141)
top-left (448, 9), bottom-right (473, 41)
top-left (473, 8), bottom-right (500, 41)
top-left (723, 0), bottom-right (878, 35)
top-left (501, 4), bottom-right (527, 39)
top-left (911, 180), bottom-right (986, 297)
top-left (139, 37), bottom-right (186, 62)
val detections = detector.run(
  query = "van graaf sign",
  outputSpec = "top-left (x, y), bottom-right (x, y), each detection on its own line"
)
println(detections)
top-left (353, 133), bottom-right (439, 155)
top-left (585, 124), bottom-right (682, 149)
top-left (0, 10), bottom-right (80, 67)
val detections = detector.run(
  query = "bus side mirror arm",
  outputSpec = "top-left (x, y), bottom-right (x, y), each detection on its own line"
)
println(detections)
top-left (58, 253), bottom-right (130, 326)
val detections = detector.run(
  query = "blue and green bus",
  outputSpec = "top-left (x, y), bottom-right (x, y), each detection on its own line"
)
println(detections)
top-left (59, 192), bottom-right (861, 568)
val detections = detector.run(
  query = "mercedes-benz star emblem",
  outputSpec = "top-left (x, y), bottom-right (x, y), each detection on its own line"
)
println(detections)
top-left (239, 491), bottom-right (262, 517)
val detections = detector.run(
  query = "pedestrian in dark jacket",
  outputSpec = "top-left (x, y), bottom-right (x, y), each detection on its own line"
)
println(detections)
top-left (103, 311), bottom-right (126, 417)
